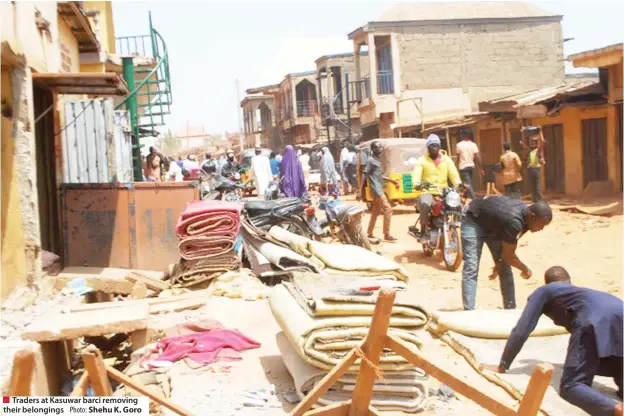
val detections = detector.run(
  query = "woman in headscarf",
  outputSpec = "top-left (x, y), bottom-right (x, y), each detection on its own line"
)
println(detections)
top-left (279, 145), bottom-right (307, 198)
top-left (320, 147), bottom-right (340, 196)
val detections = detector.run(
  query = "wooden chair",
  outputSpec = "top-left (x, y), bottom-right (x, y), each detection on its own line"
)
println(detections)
top-left (291, 288), bottom-right (553, 416)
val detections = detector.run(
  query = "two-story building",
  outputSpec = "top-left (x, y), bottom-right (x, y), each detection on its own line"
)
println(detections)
top-left (240, 94), bottom-right (276, 149)
top-left (245, 71), bottom-right (326, 149)
top-left (315, 52), bottom-right (369, 142)
top-left (347, 2), bottom-right (565, 141)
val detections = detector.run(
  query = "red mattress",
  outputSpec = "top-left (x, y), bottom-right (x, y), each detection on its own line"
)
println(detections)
top-left (176, 200), bottom-right (242, 239)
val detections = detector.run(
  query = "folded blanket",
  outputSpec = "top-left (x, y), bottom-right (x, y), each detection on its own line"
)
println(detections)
top-left (270, 284), bottom-right (423, 371)
top-left (176, 200), bottom-right (241, 239)
top-left (267, 227), bottom-right (409, 281)
top-left (171, 255), bottom-right (240, 287)
top-left (178, 234), bottom-right (237, 260)
top-left (277, 332), bottom-right (428, 413)
top-left (285, 273), bottom-right (423, 323)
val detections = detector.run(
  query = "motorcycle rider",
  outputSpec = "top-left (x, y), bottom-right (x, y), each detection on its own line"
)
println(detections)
top-left (412, 134), bottom-right (462, 242)
top-left (221, 149), bottom-right (239, 178)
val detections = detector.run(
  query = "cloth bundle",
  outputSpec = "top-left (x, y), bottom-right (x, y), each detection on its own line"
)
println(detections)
top-left (242, 222), bottom-right (409, 281)
top-left (170, 254), bottom-right (240, 288)
top-left (270, 273), bottom-right (430, 412)
top-left (176, 200), bottom-right (242, 260)
top-left (173, 200), bottom-right (242, 287)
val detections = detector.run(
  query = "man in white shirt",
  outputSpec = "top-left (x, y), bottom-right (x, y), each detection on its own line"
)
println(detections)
top-left (250, 147), bottom-right (272, 199)
top-left (455, 129), bottom-right (483, 200)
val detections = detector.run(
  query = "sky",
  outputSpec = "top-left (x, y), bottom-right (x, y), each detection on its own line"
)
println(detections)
top-left (111, 1), bottom-right (624, 135)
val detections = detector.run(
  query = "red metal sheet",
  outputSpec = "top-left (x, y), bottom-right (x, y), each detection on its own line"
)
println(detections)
top-left (134, 182), bottom-right (199, 270)
top-left (63, 186), bottom-right (132, 268)
top-left (62, 182), bottom-right (199, 270)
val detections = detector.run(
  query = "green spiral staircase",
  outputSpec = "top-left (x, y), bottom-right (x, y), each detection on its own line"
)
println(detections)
top-left (115, 12), bottom-right (172, 181)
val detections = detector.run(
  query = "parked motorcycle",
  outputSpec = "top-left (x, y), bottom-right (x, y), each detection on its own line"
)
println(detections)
top-left (264, 176), bottom-right (284, 201)
top-left (408, 184), bottom-right (464, 271)
top-left (243, 197), bottom-right (325, 239)
top-left (318, 196), bottom-right (372, 250)
top-left (199, 171), bottom-right (244, 202)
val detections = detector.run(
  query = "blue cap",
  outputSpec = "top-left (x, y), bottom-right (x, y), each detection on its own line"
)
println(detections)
top-left (426, 134), bottom-right (441, 147)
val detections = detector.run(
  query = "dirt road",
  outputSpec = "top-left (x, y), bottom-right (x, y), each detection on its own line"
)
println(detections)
top-left (165, 197), bottom-right (622, 415)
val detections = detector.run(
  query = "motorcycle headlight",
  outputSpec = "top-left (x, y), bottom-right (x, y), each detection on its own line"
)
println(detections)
top-left (234, 173), bottom-right (241, 180)
top-left (445, 191), bottom-right (461, 208)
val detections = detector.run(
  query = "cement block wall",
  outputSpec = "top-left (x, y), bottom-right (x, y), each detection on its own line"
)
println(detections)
top-left (397, 20), bottom-right (564, 104)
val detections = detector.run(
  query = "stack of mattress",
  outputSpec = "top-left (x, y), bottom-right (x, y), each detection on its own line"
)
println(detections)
top-left (271, 273), bottom-right (429, 412)
top-left (242, 224), bottom-right (409, 281)
top-left (172, 200), bottom-right (242, 287)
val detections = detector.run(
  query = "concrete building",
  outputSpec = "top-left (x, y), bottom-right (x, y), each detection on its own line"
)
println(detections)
top-left (315, 52), bottom-right (369, 142)
top-left (246, 71), bottom-right (327, 149)
top-left (240, 94), bottom-right (276, 150)
top-left (347, 2), bottom-right (565, 140)
top-left (1, 2), bottom-right (129, 300)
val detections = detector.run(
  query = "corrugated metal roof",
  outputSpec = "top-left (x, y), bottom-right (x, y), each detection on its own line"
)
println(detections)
top-left (479, 80), bottom-right (604, 112)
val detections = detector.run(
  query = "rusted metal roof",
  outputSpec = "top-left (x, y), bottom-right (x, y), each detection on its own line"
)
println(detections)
top-left (57, 1), bottom-right (100, 53)
top-left (33, 72), bottom-right (129, 96)
top-left (478, 80), bottom-right (604, 112)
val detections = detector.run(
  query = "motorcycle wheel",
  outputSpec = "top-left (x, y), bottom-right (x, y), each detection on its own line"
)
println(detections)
top-left (345, 217), bottom-right (372, 251)
top-left (277, 218), bottom-right (312, 239)
top-left (442, 227), bottom-right (463, 271)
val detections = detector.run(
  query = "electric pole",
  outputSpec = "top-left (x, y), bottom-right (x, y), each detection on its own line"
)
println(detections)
top-left (235, 79), bottom-right (244, 151)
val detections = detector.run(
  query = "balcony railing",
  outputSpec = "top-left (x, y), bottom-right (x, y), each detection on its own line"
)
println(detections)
top-left (377, 70), bottom-right (394, 95)
top-left (350, 78), bottom-right (370, 103)
top-left (296, 100), bottom-right (319, 117)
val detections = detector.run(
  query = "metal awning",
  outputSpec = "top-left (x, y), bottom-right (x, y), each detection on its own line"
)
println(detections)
top-left (32, 72), bottom-right (129, 96)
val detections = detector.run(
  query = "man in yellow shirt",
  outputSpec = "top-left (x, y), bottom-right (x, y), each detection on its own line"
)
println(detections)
top-left (412, 134), bottom-right (462, 242)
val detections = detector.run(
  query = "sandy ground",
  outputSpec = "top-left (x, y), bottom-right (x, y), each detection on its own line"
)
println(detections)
top-left (161, 196), bottom-right (623, 416)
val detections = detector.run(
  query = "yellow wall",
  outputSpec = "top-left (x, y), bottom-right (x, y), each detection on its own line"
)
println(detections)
top-left (58, 17), bottom-right (80, 72)
top-left (1, 67), bottom-right (28, 300)
top-left (83, 1), bottom-right (116, 54)
top-left (532, 105), bottom-right (619, 196)
top-left (1, 2), bottom-right (61, 73)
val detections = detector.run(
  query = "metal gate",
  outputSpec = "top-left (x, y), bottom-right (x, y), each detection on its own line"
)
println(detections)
top-left (542, 124), bottom-right (565, 193)
top-left (582, 118), bottom-right (609, 187)
top-left (63, 99), bottom-right (133, 183)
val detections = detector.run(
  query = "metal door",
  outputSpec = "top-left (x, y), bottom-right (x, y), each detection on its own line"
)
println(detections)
top-left (542, 124), bottom-right (565, 193)
top-left (582, 118), bottom-right (608, 187)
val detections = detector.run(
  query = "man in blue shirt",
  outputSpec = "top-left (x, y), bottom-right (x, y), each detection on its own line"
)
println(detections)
top-left (269, 152), bottom-right (280, 177)
top-left (482, 266), bottom-right (623, 416)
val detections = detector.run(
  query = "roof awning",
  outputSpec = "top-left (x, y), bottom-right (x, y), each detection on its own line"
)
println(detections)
top-left (32, 72), bottom-right (129, 96)
top-left (57, 1), bottom-right (100, 53)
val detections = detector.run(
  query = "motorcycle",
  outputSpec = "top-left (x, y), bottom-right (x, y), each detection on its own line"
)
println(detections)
top-left (408, 184), bottom-right (464, 271)
top-left (243, 197), bottom-right (325, 240)
top-left (199, 171), bottom-right (244, 202)
top-left (264, 176), bottom-right (284, 201)
top-left (318, 196), bottom-right (372, 250)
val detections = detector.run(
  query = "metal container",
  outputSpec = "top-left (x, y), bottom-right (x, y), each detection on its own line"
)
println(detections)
top-left (62, 182), bottom-right (199, 270)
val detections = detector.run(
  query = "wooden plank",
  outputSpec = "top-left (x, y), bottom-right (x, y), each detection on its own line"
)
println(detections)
top-left (303, 401), bottom-right (351, 416)
top-left (70, 372), bottom-right (89, 397)
top-left (349, 289), bottom-right (396, 416)
top-left (23, 304), bottom-right (149, 342)
top-left (8, 350), bottom-right (35, 396)
top-left (516, 364), bottom-right (554, 416)
top-left (105, 365), bottom-right (193, 416)
top-left (148, 297), bottom-right (207, 314)
top-left (126, 271), bottom-right (171, 292)
top-left (386, 335), bottom-right (516, 416)
top-left (291, 350), bottom-right (358, 416)
top-left (68, 289), bottom-right (210, 313)
top-left (367, 406), bottom-right (382, 416)
top-left (82, 345), bottom-right (113, 396)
